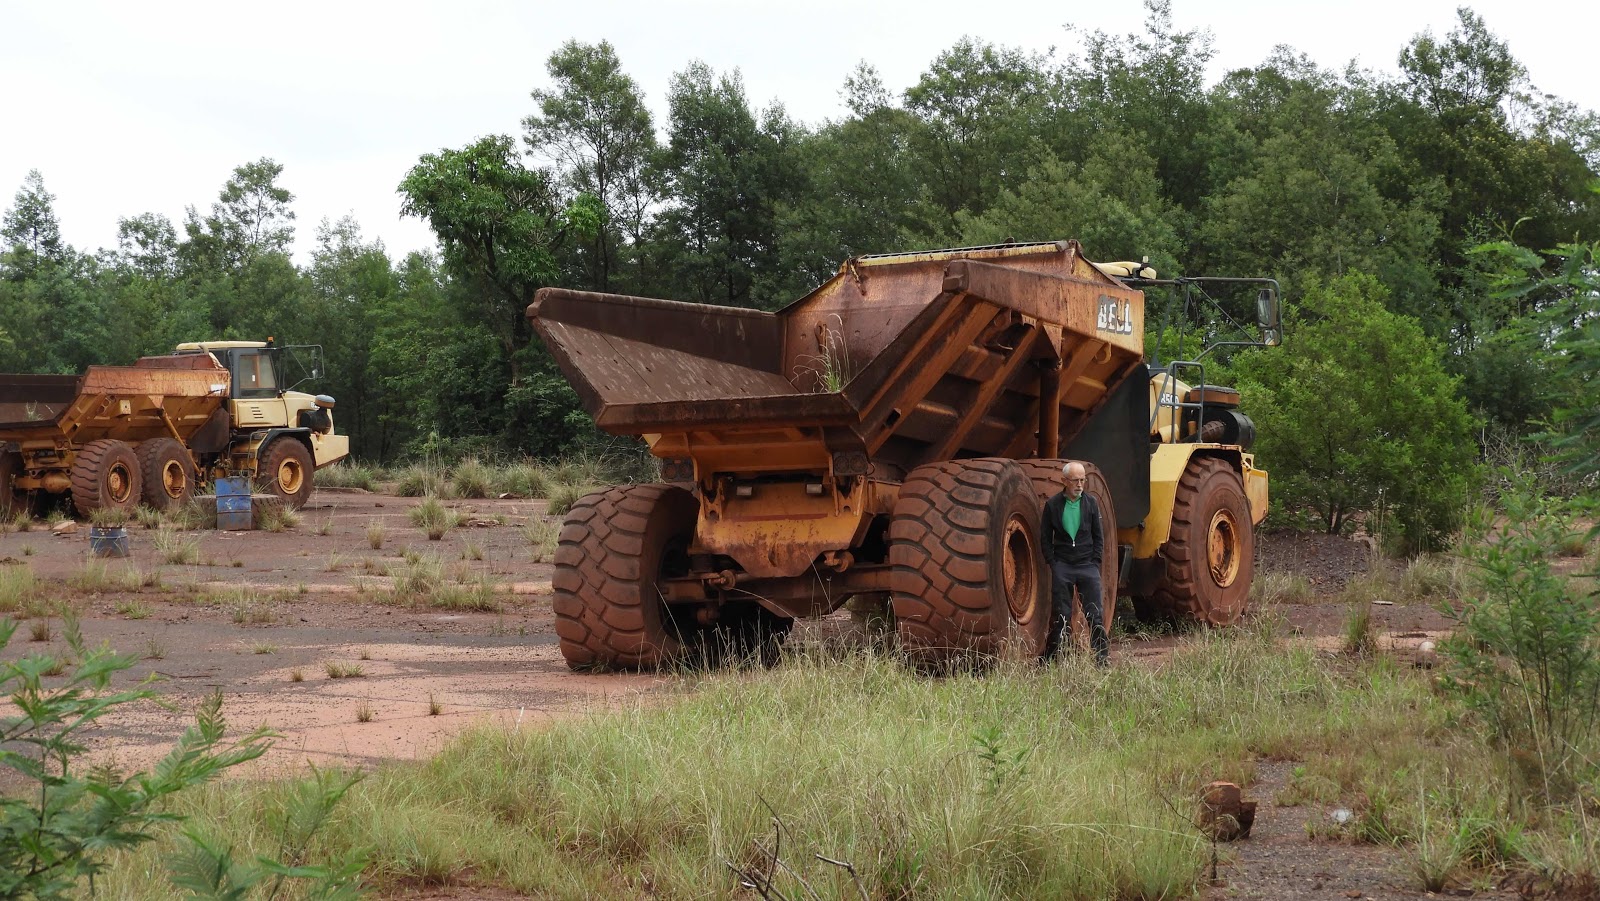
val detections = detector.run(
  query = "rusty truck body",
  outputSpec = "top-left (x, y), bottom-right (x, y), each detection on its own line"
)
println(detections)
top-left (529, 240), bottom-right (1277, 669)
top-left (0, 341), bottom-right (348, 518)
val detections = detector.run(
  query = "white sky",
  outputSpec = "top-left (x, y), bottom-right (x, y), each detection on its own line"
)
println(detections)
top-left (4, 0), bottom-right (1594, 264)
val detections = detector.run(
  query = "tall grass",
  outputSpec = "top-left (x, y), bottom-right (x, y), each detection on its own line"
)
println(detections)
top-left (384, 555), bottom-right (501, 611)
top-left (314, 460), bottom-right (380, 491)
top-left (95, 625), bottom-right (1564, 899)
top-left (381, 452), bottom-right (657, 501)
top-left (0, 565), bottom-right (40, 614)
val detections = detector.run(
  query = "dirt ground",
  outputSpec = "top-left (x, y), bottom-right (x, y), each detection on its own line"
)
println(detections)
top-left (0, 490), bottom-right (1503, 899)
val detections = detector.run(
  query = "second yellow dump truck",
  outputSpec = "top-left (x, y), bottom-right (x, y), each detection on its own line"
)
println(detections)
top-left (0, 340), bottom-right (349, 517)
top-left (528, 240), bottom-right (1280, 669)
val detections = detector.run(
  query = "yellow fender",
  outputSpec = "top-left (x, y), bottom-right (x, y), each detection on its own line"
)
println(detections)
top-left (1121, 444), bottom-right (1268, 562)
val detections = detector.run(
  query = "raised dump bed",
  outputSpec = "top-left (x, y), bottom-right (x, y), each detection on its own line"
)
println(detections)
top-left (535, 241), bottom-right (1146, 477)
top-left (530, 240), bottom-right (1270, 670)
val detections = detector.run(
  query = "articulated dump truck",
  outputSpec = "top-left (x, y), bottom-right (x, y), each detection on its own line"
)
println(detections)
top-left (529, 240), bottom-right (1280, 670)
top-left (0, 341), bottom-right (348, 518)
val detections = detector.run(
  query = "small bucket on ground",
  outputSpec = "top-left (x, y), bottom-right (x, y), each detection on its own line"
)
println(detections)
top-left (89, 526), bottom-right (130, 558)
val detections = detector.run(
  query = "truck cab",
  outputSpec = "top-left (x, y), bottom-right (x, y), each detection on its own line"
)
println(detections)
top-left (174, 340), bottom-right (350, 470)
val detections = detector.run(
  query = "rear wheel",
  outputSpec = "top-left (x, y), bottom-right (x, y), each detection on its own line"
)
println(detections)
top-left (889, 458), bottom-right (1048, 668)
top-left (551, 483), bottom-right (701, 671)
top-left (257, 438), bottom-right (314, 509)
top-left (70, 439), bottom-right (142, 517)
top-left (1150, 456), bottom-right (1254, 625)
top-left (1015, 459), bottom-right (1118, 648)
top-left (136, 438), bottom-right (197, 511)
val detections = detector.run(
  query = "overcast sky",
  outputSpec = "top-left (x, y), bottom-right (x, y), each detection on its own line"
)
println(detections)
top-left (4, 0), bottom-right (1594, 264)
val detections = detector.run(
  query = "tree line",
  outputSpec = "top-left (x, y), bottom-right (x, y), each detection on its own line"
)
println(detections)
top-left (3, 4), bottom-right (1596, 546)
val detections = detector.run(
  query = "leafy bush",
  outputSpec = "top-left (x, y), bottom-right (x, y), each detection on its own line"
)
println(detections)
top-left (1230, 273), bottom-right (1478, 552)
top-left (1437, 478), bottom-right (1600, 796)
top-left (0, 615), bottom-right (362, 899)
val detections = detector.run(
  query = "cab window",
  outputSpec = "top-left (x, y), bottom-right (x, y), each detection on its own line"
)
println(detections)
top-left (232, 350), bottom-right (279, 398)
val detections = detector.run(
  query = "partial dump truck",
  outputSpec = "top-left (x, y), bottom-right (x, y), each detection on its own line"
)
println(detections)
top-left (528, 240), bottom-right (1280, 669)
top-left (0, 340), bottom-right (349, 518)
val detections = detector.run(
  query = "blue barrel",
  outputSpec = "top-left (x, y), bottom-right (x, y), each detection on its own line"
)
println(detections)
top-left (215, 477), bottom-right (253, 530)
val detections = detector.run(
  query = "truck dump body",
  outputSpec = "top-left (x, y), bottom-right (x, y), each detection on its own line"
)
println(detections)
top-left (0, 354), bottom-right (229, 445)
top-left (531, 241), bottom-right (1146, 479)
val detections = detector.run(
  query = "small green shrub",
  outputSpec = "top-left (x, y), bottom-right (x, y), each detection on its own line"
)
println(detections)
top-left (0, 616), bottom-right (367, 900)
top-left (523, 519), bottom-right (560, 564)
top-left (1341, 600), bottom-right (1376, 656)
top-left (495, 462), bottom-right (550, 499)
top-left (0, 565), bottom-right (39, 614)
top-left (451, 457), bottom-right (493, 499)
top-left (1249, 571), bottom-right (1314, 606)
top-left (88, 506), bottom-right (131, 528)
top-left (325, 661), bottom-right (365, 679)
top-left (1397, 555), bottom-right (1461, 603)
top-left (1438, 477), bottom-right (1600, 797)
top-left (545, 482), bottom-right (597, 517)
top-left (155, 527), bottom-right (200, 565)
top-left (409, 496), bottom-right (458, 540)
top-left (395, 465), bottom-right (449, 498)
top-left (256, 503), bottom-right (301, 533)
top-left (316, 460), bottom-right (379, 491)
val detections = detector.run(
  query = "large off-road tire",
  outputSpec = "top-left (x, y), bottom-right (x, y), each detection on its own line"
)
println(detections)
top-left (551, 483), bottom-right (701, 671)
top-left (70, 439), bottom-right (142, 517)
top-left (1149, 456), bottom-right (1254, 626)
top-left (136, 438), bottom-right (198, 511)
top-left (0, 452), bottom-right (26, 518)
top-left (1015, 459), bottom-right (1118, 647)
top-left (256, 438), bottom-right (314, 509)
top-left (889, 458), bottom-right (1049, 667)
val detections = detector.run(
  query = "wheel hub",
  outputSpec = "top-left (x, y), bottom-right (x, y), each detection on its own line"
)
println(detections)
top-left (161, 460), bottom-right (187, 498)
top-left (107, 464), bottom-right (133, 504)
top-left (278, 459), bottom-right (304, 494)
top-left (1207, 508), bottom-right (1241, 587)
top-left (1000, 514), bottom-right (1039, 622)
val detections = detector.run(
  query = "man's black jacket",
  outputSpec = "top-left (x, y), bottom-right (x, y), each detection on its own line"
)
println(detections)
top-left (1041, 491), bottom-right (1104, 567)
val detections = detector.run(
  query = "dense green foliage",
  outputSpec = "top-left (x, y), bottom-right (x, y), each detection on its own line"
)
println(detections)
top-left (3, 4), bottom-right (1596, 530)
top-left (1231, 274), bottom-right (1477, 550)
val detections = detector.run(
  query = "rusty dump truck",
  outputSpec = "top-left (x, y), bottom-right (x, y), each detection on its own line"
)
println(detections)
top-left (0, 341), bottom-right (348, 518)
top-left (529, 240), bottom-right (1279, 669)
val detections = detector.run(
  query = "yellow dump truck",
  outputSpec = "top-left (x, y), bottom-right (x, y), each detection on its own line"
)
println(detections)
top-left (0, 340), bottom-right (348, 517)
top-left (528, 241), bottom-right (1279, 669)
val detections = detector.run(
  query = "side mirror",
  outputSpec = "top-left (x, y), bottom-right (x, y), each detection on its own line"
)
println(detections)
top-left (1256, 287), bottom-right (1282, 347)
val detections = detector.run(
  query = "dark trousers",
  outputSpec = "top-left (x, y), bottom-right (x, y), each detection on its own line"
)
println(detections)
top-left (1046, 560), bottom-right (1108, 664)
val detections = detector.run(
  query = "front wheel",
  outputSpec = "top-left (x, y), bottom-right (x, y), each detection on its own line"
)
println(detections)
top-left (1150, 456), bottom-right (1255, 625)
top-left (257, 438), bottom-right (314, 509)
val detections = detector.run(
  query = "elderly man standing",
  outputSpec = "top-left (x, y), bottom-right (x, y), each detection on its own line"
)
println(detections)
top-left (1040, 461), bottom-right (1110, 666)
